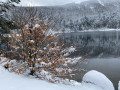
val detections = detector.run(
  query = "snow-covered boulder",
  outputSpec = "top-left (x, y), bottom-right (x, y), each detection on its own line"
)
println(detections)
top-left (118, 81), bottom-right (120, 90)
top-left (82, 70), bottom-right (115, 90)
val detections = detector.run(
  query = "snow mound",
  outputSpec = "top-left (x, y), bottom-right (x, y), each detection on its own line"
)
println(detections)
top-left (82, 70), bottom-right (115, 90)
top-left (118, 81), bottom-right (120, 90)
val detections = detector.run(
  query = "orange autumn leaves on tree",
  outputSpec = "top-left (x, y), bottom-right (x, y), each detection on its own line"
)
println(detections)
top-left (8, 20), bottom-right (72, 81)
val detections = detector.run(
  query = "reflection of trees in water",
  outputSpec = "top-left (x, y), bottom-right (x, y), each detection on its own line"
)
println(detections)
top-left (59, 32), bottom-right (120, 57)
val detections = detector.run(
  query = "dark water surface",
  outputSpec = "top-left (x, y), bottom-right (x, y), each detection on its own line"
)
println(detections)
top-left (60, 30), bottom-right (120, 57)
top-left (61, 30), bottom-right (120, 90)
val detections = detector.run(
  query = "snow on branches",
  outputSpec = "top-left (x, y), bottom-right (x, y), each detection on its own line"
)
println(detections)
top-left (0, 19), bottom-right (80, 83)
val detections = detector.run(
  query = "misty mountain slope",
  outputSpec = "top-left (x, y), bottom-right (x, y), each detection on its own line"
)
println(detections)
top-left (44, 0), bottom-right (120, 18)
top-left (63, 0), bottom-right (120, 14)
top-left (17, 0), bottom-right (120, 20)
top-left (98, 0), bottom-right (120, 4)
top-left (8, 0), bottom-right (120, 32)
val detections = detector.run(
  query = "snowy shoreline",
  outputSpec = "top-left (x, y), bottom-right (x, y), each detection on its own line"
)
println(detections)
top-left (0, 66), bottom-right (116, 90)
top-left (48, 29), bottom-right (120, 35)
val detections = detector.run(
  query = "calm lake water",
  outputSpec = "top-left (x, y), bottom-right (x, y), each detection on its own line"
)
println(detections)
top-left (60, 30), bottom-right (120, 57)
top-left (62, 30), bottom-right (120, 90)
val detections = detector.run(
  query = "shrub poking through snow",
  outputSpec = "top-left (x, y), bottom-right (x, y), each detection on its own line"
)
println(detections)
top-left (0, 19), bottom-right (80, 83)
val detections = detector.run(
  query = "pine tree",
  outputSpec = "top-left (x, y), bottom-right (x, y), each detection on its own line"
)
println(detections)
top-left (0, 0), bottom-right (20, 32)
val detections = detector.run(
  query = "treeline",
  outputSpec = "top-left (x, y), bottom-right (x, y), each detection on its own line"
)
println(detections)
top-left (61, 12), bottom-right (120, 31)
top-left (34, 2), bottom-right (120, 31)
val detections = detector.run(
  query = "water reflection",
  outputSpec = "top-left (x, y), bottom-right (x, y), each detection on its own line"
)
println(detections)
top-left (59, 30), bottom-right (120, 57)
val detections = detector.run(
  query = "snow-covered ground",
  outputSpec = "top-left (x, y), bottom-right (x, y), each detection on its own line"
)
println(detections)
top-left (0, 66), bottom-right (115, 90)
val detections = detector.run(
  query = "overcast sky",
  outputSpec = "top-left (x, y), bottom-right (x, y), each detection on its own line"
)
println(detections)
top-left (0, 0), bottom-right (88, 6)
top-left (18, 0), bottom-right (88, 6)
top-left (1, 0), bottom-right (118, 6)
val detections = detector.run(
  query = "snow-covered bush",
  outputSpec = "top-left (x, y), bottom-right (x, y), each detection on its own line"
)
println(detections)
top-left (0, 19), bottom-right (80, 83)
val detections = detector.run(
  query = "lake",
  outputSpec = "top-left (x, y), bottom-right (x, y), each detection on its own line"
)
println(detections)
top-left (60, 30), bottom-right (120, 90)
top-left (59, 30), bottom-right (120, 57)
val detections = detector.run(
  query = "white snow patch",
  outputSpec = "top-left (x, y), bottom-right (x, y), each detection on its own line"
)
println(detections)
top-left (35, 24), bottom-right (40, 28)
top-left (64, 46), bottom-right (76, 56)
top-left (29, 40), bottom-right (34, 43)
top-left (97, 0), bottom-right (104, 6)
top-left (68, 46), bottom-right (76, 53)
